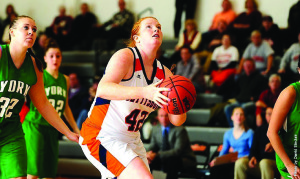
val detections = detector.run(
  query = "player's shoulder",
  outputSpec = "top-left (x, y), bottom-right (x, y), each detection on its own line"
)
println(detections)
top-left (110, 48), bottom-right (134, 64)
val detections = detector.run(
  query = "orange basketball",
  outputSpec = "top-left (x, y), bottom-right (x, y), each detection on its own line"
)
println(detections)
top-left (159, 75), bottom-right (197, 114)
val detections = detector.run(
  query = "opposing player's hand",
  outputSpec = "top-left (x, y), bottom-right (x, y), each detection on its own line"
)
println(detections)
top-left (66, 131), bottom-right (80, 143)
top-left (144, 80), bottom-right (170, 108)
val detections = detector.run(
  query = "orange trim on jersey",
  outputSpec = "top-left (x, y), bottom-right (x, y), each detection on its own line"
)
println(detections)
top-left (81, 124), bottom-right (126, 176)
top-left (135, 58), bottom-right (142, 71)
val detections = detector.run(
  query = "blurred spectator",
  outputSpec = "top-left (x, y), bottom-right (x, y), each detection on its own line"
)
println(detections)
top-left (71, 3), bottom-right (97, 50)
top-left (173, 0), bottom-right (197, 38)
top-left (1, 13), bottom-right (17, 43)
top-left (236, 30), bottom-right (274, 75)
top-left (255, 74), bottom-right (281, 127)
top-left (286, 0), bottom-right (300, 46)
top-left (259, 15), bottom-right (283, 56)
top-left (195, 20), bottom-right (228, 73)
top-left (100, 0), bottom-right (134, 50)
top-left (210, 107), bottom-right (254, 179)
top-left (33, 33), bottom-right (48, 68)
top-left (76, 75), bottom-right (101, 129)
top-left (228, 0), bottom-right (262, 51)
top-left (209, 34), bottom-right (239, 97)
top-left (175, 46), bottom-right (205, 93)
top-left (224, 59), bottom-right (267, 128)
top-left (235, 107), bottom-right (277, 179)
top-left (146, 108), bottom-right (196, 179)
top-left (170, 19), bottom-right (201, 65)
top-left (209, 0), bottom-right (236, 31)
top-left (175, 19), bottom-right (201, 52)
top-left (2, 4), bottom-right (18, 30)
top-left (68, 73), bottom-right (89, 120)
top-left (278, 32), bottom-right (300, 88)
top-left (46, 6), bottom-right (73, 51)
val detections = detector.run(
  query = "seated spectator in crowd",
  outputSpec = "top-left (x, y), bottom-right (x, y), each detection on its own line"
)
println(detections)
top-left (236, 30), bottom-right (274, 75)
top-left (209, 34), bottom-right (239, 95)
top-left (147, 108), bottom-right (196, 179)
top-left (286, 0), bottom-right (300, 47)
top-left (255, 74), bottom-right (281, 127)
top-left (210, 107), bottom-right (254, 179)
top-left (259, 15), bottom-right (283, 56)
top-left (1, 12), bottom-right (17, 43)
top-left (33, 33), bottom-right (49, 68)
top-left (175, 19), bottom-right (201, 52)
top-left (71, 3), bottom-right (97, 50)
top-left (224, 59), bottom-right (267, 127)
top-left (209, 0), bottom-right (236, 31)
top-left (76, 75), bottom-right (101, 129)
top-left (235, 107), bottom-right (277, 179)
top-left (68, 73), bottom-right (89, 120)
top-left (101, 0), bottom-right (134, 39)
top-left (195, 20), bottom-right (228, 73)
top-left (175, 46), bottom-right (205, 93)
top-left (278, 32), bottom-right (300, 88)
top-left (227, 0), bottom-right (262, 51)
top-left (46, 6), bottom-right (73, 51)
top-left (171, 19), bottom-right (201, 65)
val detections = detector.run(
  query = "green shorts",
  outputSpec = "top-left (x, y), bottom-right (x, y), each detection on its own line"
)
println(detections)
top-left (0, 135), bottom-right (27, 179)
top-left (23, 121), bottom-right (59, 178)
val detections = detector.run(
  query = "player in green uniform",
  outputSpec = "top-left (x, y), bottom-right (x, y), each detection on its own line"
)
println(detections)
top-left (23, 39), bottom-right (80, 179)
top-left (268, 57), bottom-right (300, 179)
top-left (0, 16), bottom-right (78, 179)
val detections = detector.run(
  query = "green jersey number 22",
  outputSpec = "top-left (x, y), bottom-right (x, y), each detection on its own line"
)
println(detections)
top-left (48, 99), bottom-right (64, 116)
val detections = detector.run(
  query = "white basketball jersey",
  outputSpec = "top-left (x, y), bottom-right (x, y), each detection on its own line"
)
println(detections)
top-left (86, 47), bottom-right (165, 140)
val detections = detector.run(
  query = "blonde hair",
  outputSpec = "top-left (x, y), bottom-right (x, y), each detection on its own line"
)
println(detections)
top-left (185, 19), bottom-right (198, 30)
top-left (126, 17), bottom-right (159, 47)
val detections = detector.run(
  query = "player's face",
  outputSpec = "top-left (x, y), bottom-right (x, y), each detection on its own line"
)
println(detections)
top-left (10, 18), bottom-right (37, 48)
top-left (157, 109), bottom-right (170, 127)
top-left (231, 108), bottom-right (245, 125)
top-left (136, 18), bottom-right (163, 47)
top-left (44, 48), bottom-right (62, 71)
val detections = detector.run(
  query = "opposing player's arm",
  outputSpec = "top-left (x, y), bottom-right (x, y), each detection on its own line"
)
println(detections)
top-left (97, 49), bottom-right (169, 106)
top-left (63, 75), bottom-right (80, 134)
top-left (267, 86), bottom-right (297, 174)
top-left (163, 66), bottom-right (186, 126)
top-left (29, 57), bottom-right (78, 142)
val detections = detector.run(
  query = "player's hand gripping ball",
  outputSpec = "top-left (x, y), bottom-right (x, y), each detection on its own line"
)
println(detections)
top-left (159, 75), bottom-right (196, 114)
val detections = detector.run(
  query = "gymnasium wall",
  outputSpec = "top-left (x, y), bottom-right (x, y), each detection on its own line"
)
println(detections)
top-left (0, 0), bottom-right (297, 39)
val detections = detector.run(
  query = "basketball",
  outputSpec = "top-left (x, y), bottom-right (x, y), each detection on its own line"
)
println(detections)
top-left (159, 75), bottom-right (197, 115)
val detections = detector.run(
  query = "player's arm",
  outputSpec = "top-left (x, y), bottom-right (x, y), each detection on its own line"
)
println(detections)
top-left (164, 66), bottom-right (186, 126)
top-left (29, 57), bottom-right (79, 143)
top-left (63, 75), bottom-right (80, 134)
top-left (267, 86), bottom-right (300, 177)
top-left (97, 48), bottom-right (169, 107)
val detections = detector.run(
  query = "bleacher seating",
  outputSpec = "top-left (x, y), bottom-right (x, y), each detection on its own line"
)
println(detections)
top-left (196, 93), bottom-right (223, 108)
top-left (60, 51), bottom-right (96, 81)
top-left (57, 140), bottom-right (101, 177)
top-left (186, 109), bottom-right (210, 126)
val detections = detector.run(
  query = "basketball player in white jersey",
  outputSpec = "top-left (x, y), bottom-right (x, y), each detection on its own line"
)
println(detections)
top-left (79, 17), bottom-right (187, 179)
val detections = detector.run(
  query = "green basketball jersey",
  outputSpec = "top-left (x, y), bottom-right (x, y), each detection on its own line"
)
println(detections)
top-left (276, 82), bottom-right (300, 178)
top-left (0, 44), bottom-right (37, 141)
top-left (25, 70), bottom-right (67, 126)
